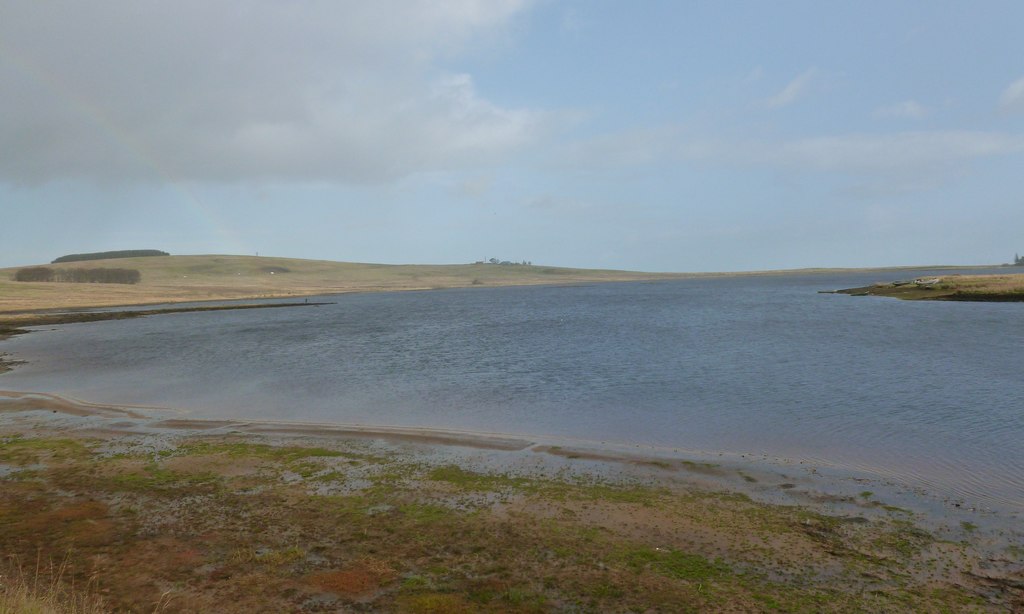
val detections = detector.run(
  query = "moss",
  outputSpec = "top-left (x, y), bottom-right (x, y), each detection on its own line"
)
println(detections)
top-left (427, 465), bottom-right (531, 492)
top-left (619, 547), bottom-right (731, 581)
top-left (175, 441), bottom-right (347, 462)
top-left (0, 437), bottom-right (91, 464)
top-left (399, 503), bottom-right (455, 525)
top-left (108, 463), bottom-right (219, 492)
top-left (0, 427), bottom-right (1008, 612)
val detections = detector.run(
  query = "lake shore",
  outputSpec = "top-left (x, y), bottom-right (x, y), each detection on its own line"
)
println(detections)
top-left (0, 253), bottom-right (1002, 315)
top-left (2, 390), bottom-right (1022, 612)
top-left (3, 266), bottom-right (1024, 610)
top-left (0, 301), bottom-right (333, 374)
top-left (835, 272), bottom-right (1024, 301)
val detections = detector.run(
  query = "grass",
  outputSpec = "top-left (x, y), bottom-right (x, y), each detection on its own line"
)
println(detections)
top-left (0, 254), bottom-right (687, 314)
top-left (107, 463), bottom-right (220, 492)
top-left (1, 254), bottom-right (1002, 315)
top-left (0, 432), bottom-right (1011, 612)
top-left (619, 547), bottom-right (730, 581)
top-left (839, 273), bottom-right (1024, 301)
top-left (0, 437), bottom-right (91, 464)
top-left (172, 440), bottom-right (349, 462)
top-left (0, 556), bottom-right (110, 614)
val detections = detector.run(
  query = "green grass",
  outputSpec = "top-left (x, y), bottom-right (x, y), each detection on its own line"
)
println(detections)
top-left (426, 465), bottom-right (533, 492)
top-left (0, 437), bottom-right (91, 464)
top-left (173, 440), bottom-right (348, 462)
top-left (0, 430), bottom-right (1005, 613)
top-left (620, 547), bottom-right (731, 581)
top-left (108, 463), bottom-right (220, 491)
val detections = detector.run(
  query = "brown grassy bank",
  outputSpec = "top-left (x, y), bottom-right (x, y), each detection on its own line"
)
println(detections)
top-left (0, 398), bottom-right (1021, 612)
top-left (837, 273), bottom-right (1024, 302)
top-left (0, 255), bottom-right (691, 316)
top-left (1, 254), bottom-right (999, 315)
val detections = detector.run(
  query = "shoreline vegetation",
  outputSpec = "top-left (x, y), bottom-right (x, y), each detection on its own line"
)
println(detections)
top-left (835, 274), bottom-right (1024, 302)
top-left (1, 392), bottom-right (1022, 612)
top-left (3, 254), bottom-right (1023, 610)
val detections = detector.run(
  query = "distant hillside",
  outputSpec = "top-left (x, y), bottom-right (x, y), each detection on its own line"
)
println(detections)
top-left (1, 254), bottom-right (684, 314)
top-left (3, 254), bottom-right (997, 316)
top-left (53, 250), bottom-right (169, 264)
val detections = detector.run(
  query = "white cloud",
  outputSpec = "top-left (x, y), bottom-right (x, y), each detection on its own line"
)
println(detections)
top-left (764, 68), bottom-right (816, 108)
top-left (873, 100), bottom-right (929, 120)
top-left (762, 131), bottom-right (1024, 172)
top-left (998, 76), bottom-right (1024, 112)
top-left (0, 1), bottom-right (539, 185)
top-left (527, 194), bottom-right (593, 212)
top-left (557, 126), bottom-right (686, 170)
top-left (455, 174), bottom-right (494, 198)
top-left (557, 127), bottom-right (1024, 186)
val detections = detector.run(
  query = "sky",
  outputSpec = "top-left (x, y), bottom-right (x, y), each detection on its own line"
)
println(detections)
top-left (2, 1), bottom-right (1023, 272)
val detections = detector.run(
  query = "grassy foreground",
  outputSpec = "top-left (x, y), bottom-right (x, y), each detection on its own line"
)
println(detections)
top-left (838, 273), bottom-right (1024, 301)
top-left (0, 417), bottom-right (1021, 613)
top-left (0, 255), bottom-right (688, 315)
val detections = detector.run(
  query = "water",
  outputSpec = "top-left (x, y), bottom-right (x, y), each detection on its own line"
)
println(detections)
top-left (3, 269), bottom-right (1023, 511)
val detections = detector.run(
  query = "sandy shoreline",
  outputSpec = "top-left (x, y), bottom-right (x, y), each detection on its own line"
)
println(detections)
top-left (1, 388), bottom-right (1018, 538)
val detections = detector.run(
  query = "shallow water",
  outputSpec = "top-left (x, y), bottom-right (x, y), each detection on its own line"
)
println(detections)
top-left (3, 268), bottom-right (1023, 512)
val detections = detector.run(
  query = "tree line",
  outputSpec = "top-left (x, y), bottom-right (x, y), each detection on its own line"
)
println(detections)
top-left (52, 249), bottom-right (169, 264)
top-left (14, 267), bottom-right (141, 284)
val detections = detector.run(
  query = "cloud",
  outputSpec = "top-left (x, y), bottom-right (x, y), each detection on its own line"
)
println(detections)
top-left (557, 127), bottom-right (1024, 185)
top-left (526, 194), bottom-right (593, 212)
top-left (0, 1), bottom-right (540, 185)
top-left (998, 76), bottom-right (1024, 112)
top-left (764, 68), bottom-right (816, 108)
top-left (873, 100), bottom-right (929, 120)
top-left (556, 126), bottom-right (686, 170)
top-left (760, 131), bottom-right (1024, 172)
top-left (455, 174), bottom-right (494, 198)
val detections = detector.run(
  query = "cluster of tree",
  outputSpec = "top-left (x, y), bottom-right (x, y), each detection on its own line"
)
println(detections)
top-left (1014, 253), bottom-right (1024, 266)
top-left (52, 249), bottom-right (169, 264)
top-left (476, 258), bottom-right (533, 266)
top-left (14, 267), bottom-right (141, 284)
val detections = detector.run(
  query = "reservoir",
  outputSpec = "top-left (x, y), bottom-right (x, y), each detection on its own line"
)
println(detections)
top-left (3, 268), bottom-right (1022, 513)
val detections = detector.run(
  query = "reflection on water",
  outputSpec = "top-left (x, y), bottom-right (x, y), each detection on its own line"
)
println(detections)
top-left (3, 268), bottom-right (1023, 511)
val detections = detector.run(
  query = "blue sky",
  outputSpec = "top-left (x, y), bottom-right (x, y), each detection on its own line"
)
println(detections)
top-left (2, 1), bottom-right (1023, 271)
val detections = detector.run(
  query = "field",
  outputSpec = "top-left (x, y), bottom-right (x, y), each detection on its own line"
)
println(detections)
top-left (0, 255), bottom-right (693, 316)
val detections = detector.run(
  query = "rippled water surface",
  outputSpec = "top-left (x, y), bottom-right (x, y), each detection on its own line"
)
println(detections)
top-left (3, 269), bottom-right (1023, 510)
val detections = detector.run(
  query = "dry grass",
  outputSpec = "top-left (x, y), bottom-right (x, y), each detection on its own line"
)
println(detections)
top-left (938, 273), bottom-right (1024, 293)
top-left (0, 255), bottom-right (687, 315)
top-left (2, 254), bottom-right (997, 315)
top-left (0, 426), bottom-right (1017, 613)
top-left (841, 273), bottom-right (1024, 301)
top-left (0, 556), bottom-right (110, 614)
